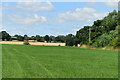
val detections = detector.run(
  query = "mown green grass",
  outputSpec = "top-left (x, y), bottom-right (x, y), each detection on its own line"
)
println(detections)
top-left (2, 44), bottom-right (118, 78)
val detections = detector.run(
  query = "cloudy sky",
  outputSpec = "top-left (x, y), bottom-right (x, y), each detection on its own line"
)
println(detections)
top-left (1, 1), bottom-right (118, 36)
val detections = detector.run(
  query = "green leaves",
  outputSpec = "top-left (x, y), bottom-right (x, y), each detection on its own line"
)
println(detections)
top-left (112, 37), bottom-right (120, 47)
top-left (65, 34), bottom-right (75, 46)
top-left (75, 10), bottom-right (118, 47)
top-left (93, 30), bottom-right (118, 47)
top-left (0, 31), bottom-right (11, 41)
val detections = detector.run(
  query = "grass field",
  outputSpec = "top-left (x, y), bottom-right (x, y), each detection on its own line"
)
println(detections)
top-left (2, 44), bottom-right (118, 78)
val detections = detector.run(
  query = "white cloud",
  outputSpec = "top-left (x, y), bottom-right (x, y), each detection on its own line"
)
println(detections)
top-left (16, 1), bottom-right (55, 12)
top-left (0, 28), bottom-right (6, 31)
top-left (8, 14), bottom-right (47, 26)
top-left (74, 28), bottom-right (79, 32)
top-left (57, 7), bottom-right (108, 23)
top-left (105, 2), bottom-right (118, 8)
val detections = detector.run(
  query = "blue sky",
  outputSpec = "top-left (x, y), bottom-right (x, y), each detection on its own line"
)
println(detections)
top-left (1, 1), bottom-right (118, 36)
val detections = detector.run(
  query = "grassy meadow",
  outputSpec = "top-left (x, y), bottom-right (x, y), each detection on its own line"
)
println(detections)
top-left (2, 44), bottom-right (118, 78)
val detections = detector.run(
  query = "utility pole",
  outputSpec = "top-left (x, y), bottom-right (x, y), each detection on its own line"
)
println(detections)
top-left (89, 27), bottom-right (91, 43)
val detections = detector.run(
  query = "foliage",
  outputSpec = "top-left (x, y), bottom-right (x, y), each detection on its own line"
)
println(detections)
top-left (76, 10), bottom-right (118, 47)
top-left (101, 10), bottom-right (117, 31)
top-left (31, 36), bottom-right (36, 41)
top-left (112, 36), bottom-right (120, 47)
top-left (93, 30), bottom-right (118, 47)
top-left (17, 35), bottom-right (24, 41)
top-left (0, 31), bottom-right (11, 41)
top-left (74, 37), bottom-right (80, 46)
top-left (55, 35), bottom-right (66, 43)
top-left (44, 35), bottom-right (49, 43)
top-left (76, 26), bottom-right (90, 44)
top-left (24, 35), bottom-right (30, 41)
top-left (65, 34), bottom-right (75, 46)
top-left (35, 35), bottom-right (42, 42)
top-left (49, 36), bottom-right (55, 42)
top-left (23, 41), bottom-right (30, 45)
top-left (88, 41), bottom-right (92, 45)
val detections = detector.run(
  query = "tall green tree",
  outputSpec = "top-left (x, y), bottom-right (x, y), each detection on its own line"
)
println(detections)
top-left (17, 35), bottom-right (24, 41)
top-left (31, 36), bottom-right (36, 41)
top-left (44, 35), bottom-right (49, 42)
top-left (0, 31), bottom-right (11, 41)
top-left (35, 35), bottom-right (41, 42)
top-left (101, 10), bottom-right (117, 31)
top-left (55, 35), bottom-right (66, 43)
top-left (65, 34), bottom-right (75, 46)
top-left (24, 35), bottom-right (29, 41)
top-left (76, 26), bottom-right (90, 45)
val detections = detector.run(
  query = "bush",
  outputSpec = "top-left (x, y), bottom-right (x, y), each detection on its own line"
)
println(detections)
top-left (88, 41), bottom-right (92, 45)
top-left (23, 41), bottom-right (30, 45)
top-left (112, 37), bottom-right (120, 47)
top-left (93, 29), bottom-right (118, 47)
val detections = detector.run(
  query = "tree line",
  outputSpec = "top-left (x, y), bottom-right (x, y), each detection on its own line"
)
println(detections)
top-left (0, 10), bottom-right (120, 47)
top-left (0, 31), bottom-right (66, 43)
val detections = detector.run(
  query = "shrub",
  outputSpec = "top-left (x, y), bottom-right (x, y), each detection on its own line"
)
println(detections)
top-left (93, 29), bottom-right (118, 47)
top-left (88, 41), bottom-right (92, 45)
top-left (23, 41), bottom-right (30, 45)
top-left (112, 37), bottom-right (120, 47)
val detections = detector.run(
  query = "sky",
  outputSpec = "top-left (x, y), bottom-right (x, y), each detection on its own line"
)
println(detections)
top-left (0, 1), bottom-right (118, 36)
